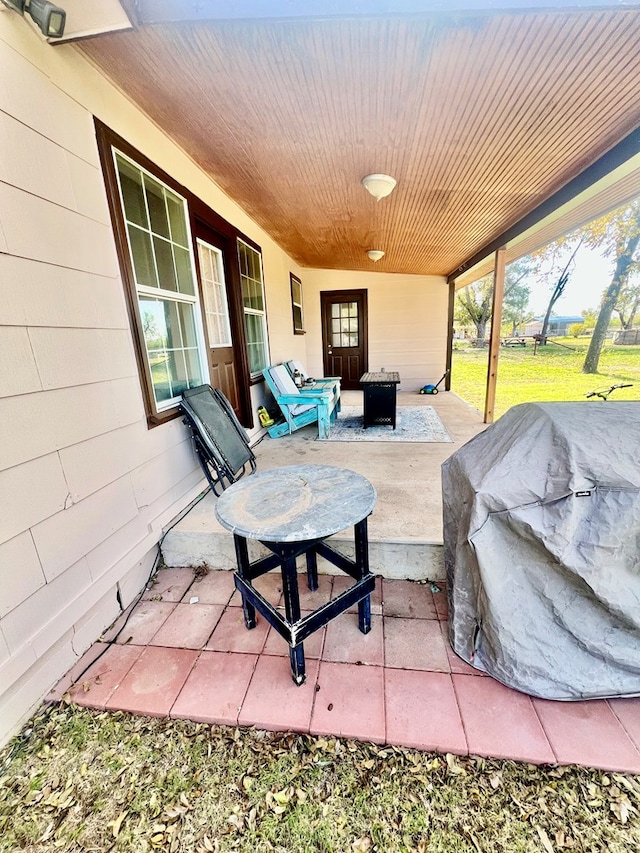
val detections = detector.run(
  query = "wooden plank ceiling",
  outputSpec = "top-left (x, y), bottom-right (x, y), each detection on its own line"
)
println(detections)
top-left (79, 8), bottom-right (640, 276)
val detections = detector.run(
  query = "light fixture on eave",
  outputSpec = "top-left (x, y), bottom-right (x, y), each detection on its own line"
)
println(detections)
top-left (366, 250), bottom-right (385, 262)
top-left (361, 173), bottom-right (397, 201)
top-left (0, 0), bottom-right (66, 37)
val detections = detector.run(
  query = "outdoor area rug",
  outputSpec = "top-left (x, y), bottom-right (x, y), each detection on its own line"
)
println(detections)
top-left (325, 405), bottom-right (453, 442)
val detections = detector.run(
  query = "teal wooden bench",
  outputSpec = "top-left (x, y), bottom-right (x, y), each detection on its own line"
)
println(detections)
top-left (262, 364), bottom-right (340, 439)
top-left (284, 360), bottom-right (341, 398)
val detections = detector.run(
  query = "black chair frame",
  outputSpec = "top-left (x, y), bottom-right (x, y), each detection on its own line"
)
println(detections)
top-left (181, 385), bottom-right (256, 495)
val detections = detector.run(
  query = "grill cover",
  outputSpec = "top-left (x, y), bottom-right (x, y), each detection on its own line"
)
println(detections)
top-left (442, 401), bottom-right (640, 700)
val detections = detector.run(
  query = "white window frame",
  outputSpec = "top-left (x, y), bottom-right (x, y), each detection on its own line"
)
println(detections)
top-left (238, 238), bottom-right (270, 376)
top-left (290, 273), bottom-right (305, 334)
top-left (112, 148), bottom-right (209, 413)
top-left (196, 238), bottom-right (232, 348)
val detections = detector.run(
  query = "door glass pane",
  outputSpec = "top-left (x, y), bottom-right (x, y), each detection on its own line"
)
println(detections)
top-left (198, 241), bottom-right (232, 347)
top-left (331, 302), bottom-right (359, 347)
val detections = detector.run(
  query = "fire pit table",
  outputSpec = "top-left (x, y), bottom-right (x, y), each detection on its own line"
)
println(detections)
top-left (360, 371), bottom-right (401, 429)
top-left (215, 464), bottom-right (377, 684)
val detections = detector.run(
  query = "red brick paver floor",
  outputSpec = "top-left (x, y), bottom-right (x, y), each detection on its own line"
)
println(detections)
top-left (53, 569), bottom-right (640, 773)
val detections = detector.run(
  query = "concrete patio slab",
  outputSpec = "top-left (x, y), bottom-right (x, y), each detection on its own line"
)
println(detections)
top-left (161, 391), bottom-right (486, 581)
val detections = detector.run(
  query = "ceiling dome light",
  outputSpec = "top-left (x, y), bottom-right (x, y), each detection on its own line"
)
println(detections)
top-left (366, 250), bottom-right (385, 262)
top-left (361, 174), bottom-right (397, 201)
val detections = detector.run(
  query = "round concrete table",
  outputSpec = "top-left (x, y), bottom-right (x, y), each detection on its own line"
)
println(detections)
top-left (215, 464), bottom-right (377, 684)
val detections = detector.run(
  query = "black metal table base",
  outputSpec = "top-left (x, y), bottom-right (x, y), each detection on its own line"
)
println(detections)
top-left (363, 383), bottom-right (398, 429)
top-left (233, 518), bottom-right (373, 684)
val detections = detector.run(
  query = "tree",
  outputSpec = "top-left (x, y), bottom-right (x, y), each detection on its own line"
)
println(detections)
top-left (455, 257), bottom-right (537, 344)
top-left (615, 275), bottom-right (640, 330)
top-left (502, 282), bottom-right (534, 335)
top-left (568, 323), bottom-right (585, 337)
top-left (535, 238), bottom-right (583, 344)
top-left (582, 201), bottom-right (640, 374)
top-left (456, 275), bottom-right (493, 344)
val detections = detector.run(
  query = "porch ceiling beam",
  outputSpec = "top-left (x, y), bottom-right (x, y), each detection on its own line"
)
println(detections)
top-left (126, 0), bottom-right (640, 25)
top-left (447, 124), bottom-right (640, 285)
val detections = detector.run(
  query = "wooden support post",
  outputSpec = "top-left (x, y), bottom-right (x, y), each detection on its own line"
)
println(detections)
top-left (444, 279), bottom-right (456, 391)
top-left (483, 246), bottom-right (506, 424)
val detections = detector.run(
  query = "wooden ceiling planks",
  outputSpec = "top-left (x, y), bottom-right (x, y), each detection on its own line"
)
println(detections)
top-left (79, 10), bottom-right (640, 275)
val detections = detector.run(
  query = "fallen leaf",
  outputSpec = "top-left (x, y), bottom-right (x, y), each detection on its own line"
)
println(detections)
top-left (610, 799), bottom-right (631, 824)
top-left (111, 810), bottom-right (127, 838)
top-left (536, 825), bottom-right (554, 853)
top-left (273, 789), bottom-right (290, 805)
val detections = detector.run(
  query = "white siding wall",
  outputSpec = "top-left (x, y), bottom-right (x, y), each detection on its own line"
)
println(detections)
top-left (299, 269), bottom-right (449, 391)
top-left (0, 15), bottom-right (300, 745)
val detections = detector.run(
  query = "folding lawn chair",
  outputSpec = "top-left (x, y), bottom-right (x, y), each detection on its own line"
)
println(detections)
top-left (181, 385), bottom-right (256, 494)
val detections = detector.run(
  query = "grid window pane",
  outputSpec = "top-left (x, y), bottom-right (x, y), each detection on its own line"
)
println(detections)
top-left (150, 351), bottom-right (173, 401)
top-left (117, 155), bottom-right (148, 228)
top-left (128, 226), bottom-right (158, 288)
top-left (164, 300), bottom-right (182, 349)
top-left (174, 245), bottom-right (195, 296)
top-left (145, 175), bottom-right (171, 239)
top-left (177, 301), bottom-right (198, 348)
top-left (140, 299), bottom-right (164, 350)
top-left (183, 349), bottom-right (204, 389)
top-left (153, 236), bottom-right (177, 292)
top-left (166, 194), bottom-right (189, 247)
top-left (245, 313), bottom-right (267, 374)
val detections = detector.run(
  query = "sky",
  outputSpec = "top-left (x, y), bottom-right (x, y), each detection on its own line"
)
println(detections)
top-left (526, 245), bottom-right (613, 318)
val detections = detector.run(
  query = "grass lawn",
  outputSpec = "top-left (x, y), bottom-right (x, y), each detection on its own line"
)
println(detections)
top-left (1, 705), bottom-right (639, 852)
top-left (451, 339), bottom-right (640, 418)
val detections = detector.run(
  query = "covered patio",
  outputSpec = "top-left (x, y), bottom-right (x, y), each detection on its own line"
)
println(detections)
top-left (3, 0), bottom-right (640, 759)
